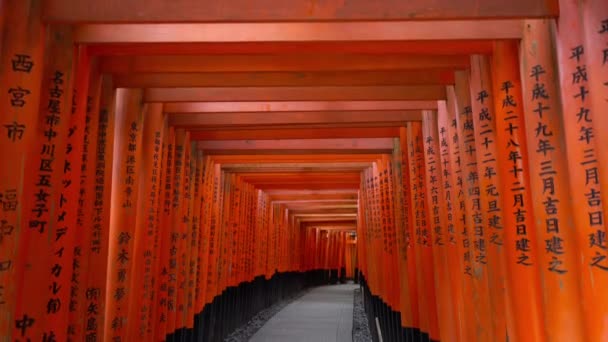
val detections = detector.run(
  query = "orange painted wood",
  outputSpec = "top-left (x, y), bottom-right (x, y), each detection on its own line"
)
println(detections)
top-left (0, 1), bottom-right (45, 338)
top-left (114, 70), bottom-right (455, 88)
top-left (452, 72), bottom-right (494, 340)
top-left (101, 55), bottom-right (468, 74)
top-left (520, 19), bottom-right (586, 341)
top-left (103, 88), bottom-right (144, 341)
top-left (126, 103), bottom-right (164, 340)
top-left (581, 0), bottom-right (608, 234)
top-left (435, 102), bottom-right (468, 341)
top-left (86, 41), bottom-right (494, 56)
top-left (146, 86), bottom-right (446, 102)
top-left (407, 121), bottom-right (440, 340)
top-left (84, 75), bottom-right (116, 342)
top-left (176, 133), bottom-right (192, 333)
top-left (421, 110), bottom-right (457, 341)
top-left (43, 0), bottom-right (557, 22)
top-left (186, 150), bottom-right (204, 330)
top-left (398, 127), bottom-right (421, 333)
top-left (170, 111), bottom-right (423, 128)
top-left (154, 127), bottom-right (175, 339)
top-left (443, 91), bottom-right (477, 342)
top-left (467, 55), bottom-right (509, 341)
top-left (164, 101), bottom-right (437, 113)
top-left (74, 21), bottom-right (524, 43)
top-left (197, 138), bottom-right (394, 152)
top-left (69, 56), bottom-right (103, 341)
top-left (554, 2), bottom-right (608, 339)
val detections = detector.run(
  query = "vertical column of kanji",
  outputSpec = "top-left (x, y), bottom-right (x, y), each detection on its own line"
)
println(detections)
top-left (384, 155), bottom-right (401, 314)
top-left (176, 133), bottom-right (192, 333)
top-left (444, 91), bottom-right (476, 342)
top-left (392, 137), bottom-right (413, 332)
top-left (125, 103), bottom-right (164, 341)
top-left (0, 0), bottom-right (44, 338)
top-left (368, 164), bottom-right (381, 299)
top-left (186, 150), bottom-right (203, 332)
top-left (10, 25), bottom-right (70, 342)
top-left (580, 0), bottom-right (608, 225)
top-left (422, 110), bottom-right (456, 341)
top-left (146, 116), bottom-right (168, 342)
top-left (398, 127), bottom-right (421, 336)
top-left (104, 88), bottom-right (144, 342)
top-left (468, 55), bottom-right (509, 341)
top-left (194, 156), bottom-right (212, 315)
top-left (35, 45), bottom-right (89, 342)
top-left (520, 19), bottom-right (586, 341)
top-left (84, 76), bottom-right (116, 342)
top-left (69, 57), bottom-right (101, 341)
top-left (436, 103), bottom-right (467, 341)
top-left (490, 41), bottom-right (546, 342)
top-left (165, 129), bottom-right (186, 336)
top-left (206, 163), bottom-right (223, 305)
top-left (376, 159), bottom-right (390, 307)
top-left (154, 127), bottom-right (174, 340)
top-left (556, 2), bottom-right (608, 339)
top-left (453, 72), bottom-right (494, 341)
top-left (407, 122), bottom-right (440, 341)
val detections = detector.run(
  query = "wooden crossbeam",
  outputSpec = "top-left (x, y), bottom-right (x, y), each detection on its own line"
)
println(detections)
top-left (87, 41), bottom-right (494, 56)
top-left (101, 55), bottom-right (469, 73)
top-left (171, 111), bottom-right (422, 128)
top-left (198, 138), bottom-right (393, 154)
top-left (113, 70), bottom-right (455, 88)
top-left (192, 128), bottom-right (400, 141)
top-left (164, 101), bottom-right (437, 113)
top-left (211, 154), bottom-right (384, 163)
top-left (73, 21), bottom-right (524, 42)
top-left (44, 1), bottom-right (556, 22)
top-left (148, 86), bottom-right (445, 102)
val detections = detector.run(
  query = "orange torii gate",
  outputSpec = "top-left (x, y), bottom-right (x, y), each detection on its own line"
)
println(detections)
top-left (1, 1), bottom-right (607, 341)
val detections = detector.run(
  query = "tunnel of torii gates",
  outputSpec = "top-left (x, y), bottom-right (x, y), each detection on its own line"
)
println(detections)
top-left (0, 1), bottom-right (608, 342)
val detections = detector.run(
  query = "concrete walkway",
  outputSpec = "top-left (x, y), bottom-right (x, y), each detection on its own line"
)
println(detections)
top-left (249, 284), bottom-right (358, 342)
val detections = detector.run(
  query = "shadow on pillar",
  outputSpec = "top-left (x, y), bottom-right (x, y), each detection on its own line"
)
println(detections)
top-left (359, 270), bottom-right (436, 342)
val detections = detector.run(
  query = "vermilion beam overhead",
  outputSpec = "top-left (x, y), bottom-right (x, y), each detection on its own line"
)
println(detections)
top-left (43, 1), bottom-right (556, 22)
top-left (221, 162), bottom-right (372, 172)
top-left (190, 128), bottom-right (400, 141)
top-left (198, 138), bottom-right (393, 152)
top-left (72, 21), bottom-right (524, 42)
top-left (101, 55), bottom-right (469, 73)
top-left (147, 86), bottom-right (445, 102)
top-left (87, 41), bottom-right (494, 56)
top-left (113, 70), bottom-right (455, 88)
top-left (164, 101), bottom-right (437, 113)
top-left (210, 154), bottom-right (385, 163)
top-left (170, 111), bottom-right (422, 128)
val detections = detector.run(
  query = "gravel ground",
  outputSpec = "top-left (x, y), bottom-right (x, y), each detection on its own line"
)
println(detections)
top-left (352, 287), bottom-right (373, 342)
top-left (223, 290), bottom-right (311, 342)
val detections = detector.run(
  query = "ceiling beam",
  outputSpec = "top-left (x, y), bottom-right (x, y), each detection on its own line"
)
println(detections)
top-left (199, 138), bottom-right (392, 152)
top-left (73, 21), bottom-right (524, 42)
top-left (113, 70), bottom-right (455, 88)
top-left (210, 154), bottom-right (383, 163)
top-left (101, 55), bottom-right (469, 73)
top-left (191, 128), bottom-right (400, 141)
top-left (44, 1), bottom-right (556, 23)
top-left (147, 86), bottom-right (445, 102)
top-left (87, 41), bottom-right (494, 56)
top-left (170, 111), bottom-right (422, 128)
top-left (164, 101), bottom-right (437, 113)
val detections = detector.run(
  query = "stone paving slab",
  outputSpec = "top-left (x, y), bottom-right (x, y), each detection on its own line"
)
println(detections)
top-left (249, 284), bottom-right (358, 342)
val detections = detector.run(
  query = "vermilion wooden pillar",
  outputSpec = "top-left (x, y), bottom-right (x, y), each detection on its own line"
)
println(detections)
top-left (84, 75), bottom-right (116, 342)
top-left (126, 103), bottom-right (164, 341)
top-left (444, 90), bottom-right (477, 342)
top-left (104, 88), bottom-right (144, 341)
top-left (555, 1), bottom-right (608, 339)
top-left (421, 110), bottom-right (457, 341)
top-left (520, 19), bottom-right (586, 341)
top-left (452, 72), bottom-right (494, 341)
top-left (0, 0), bottom-right (45, 338)
top-left (580, 0), bottom-right (608, 236)
top-left (69, 56), bottom-right (103, 341)
top-left (407, 121), bottom-right (440, 341)
top-left (436, 101), bottom-right (468, 342)
top-left (490, 41), bottom-right (546, 342)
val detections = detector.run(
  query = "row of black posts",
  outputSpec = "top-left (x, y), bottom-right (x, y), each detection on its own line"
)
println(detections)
top-left (166, 269), bottom-right (331, 342)
top-left (359, 271), bottom-right (432, 342)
